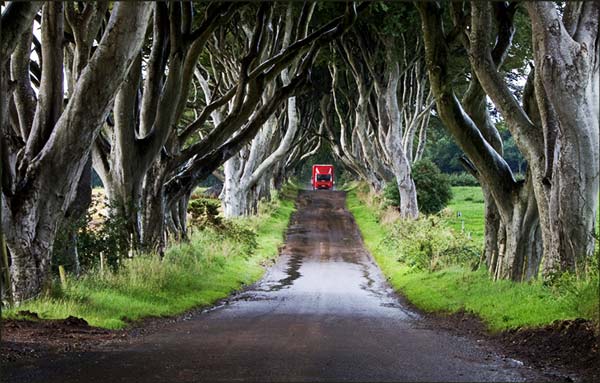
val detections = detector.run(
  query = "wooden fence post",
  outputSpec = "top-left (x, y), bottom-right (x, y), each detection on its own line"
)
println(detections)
top-left (100, 252), bottom-right (106, 275)
top-left (58, 265), bottom-right (67, 288)
top-left (1, 234), bottom-right (13, 305)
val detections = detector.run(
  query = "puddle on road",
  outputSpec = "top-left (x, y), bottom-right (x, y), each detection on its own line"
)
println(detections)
top-left (265, 251), bottom-right (303, 292)
top-left (223, 253), bottom-right (420, 321)
top-left (359, 261), bottom-right (376, 291)
top-left (215, 190), bottom-right (421, 321)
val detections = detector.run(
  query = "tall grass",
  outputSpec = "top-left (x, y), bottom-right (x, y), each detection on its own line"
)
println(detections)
top-left (3, 185), bottom-right (297, 329)
top-left (346, 182), bottom-right (599, 331)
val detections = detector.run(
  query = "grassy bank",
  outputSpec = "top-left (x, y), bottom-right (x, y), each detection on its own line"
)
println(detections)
top-left (346, 184), bottom-right (599, 331)
top-left (3, 185), bottom-right (297, 329)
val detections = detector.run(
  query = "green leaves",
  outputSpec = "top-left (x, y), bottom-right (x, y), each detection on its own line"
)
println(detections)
top-left (384, 159), bottom-right (453, 215)
top-left (411, 159), bottom-right (453, 215)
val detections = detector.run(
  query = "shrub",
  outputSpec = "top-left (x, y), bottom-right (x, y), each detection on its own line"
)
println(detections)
top-left (52, 203), bottom-right (130, 274)
top-left (380, 216), bottom-right (480, 272)
top-left (188, 197), bottom-right (223, 229)
top-left (224, 222), bottom-right (258, 257)
top-left (382, 181), bottom-right (400, 208)
top-left (186, 196), bottom-right (258, 256)
top-left (412, 159), bottom-right (453, 214)
top-left (447, 172), bottom-right (479, 186)
top-left (383, 160), bottom-right (452, 215)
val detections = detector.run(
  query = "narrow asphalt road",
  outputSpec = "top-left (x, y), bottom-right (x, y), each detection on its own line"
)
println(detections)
top-left (5, 191), bottom-right (544, 382)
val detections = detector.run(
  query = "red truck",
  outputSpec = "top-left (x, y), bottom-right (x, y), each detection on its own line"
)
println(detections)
top-left (311, 164), bottom-right (334, 190)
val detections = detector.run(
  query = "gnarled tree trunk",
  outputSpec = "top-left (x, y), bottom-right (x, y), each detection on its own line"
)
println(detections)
top-left (526, 2), bottom-right (599, 276)
top-left (418, 2), bottom-right (542, 281)
top-left (2, 3), bottom-right (152, 302)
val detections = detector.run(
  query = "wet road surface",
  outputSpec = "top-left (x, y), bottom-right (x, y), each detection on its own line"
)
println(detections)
top-left (5, 191), bottom-right (544, 382)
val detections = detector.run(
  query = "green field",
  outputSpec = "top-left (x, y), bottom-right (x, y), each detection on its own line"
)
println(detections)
top-left (443, 187), bottom-right (599, 250)
top-left (3, 186), bottom-right (298, 329)
top-left (346, 184), bottom-right (599, 332)
top-left (443, 187), bottom-right (485, 246)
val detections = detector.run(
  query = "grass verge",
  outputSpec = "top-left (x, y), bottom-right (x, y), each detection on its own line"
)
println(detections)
top-left (346, 183), bottom-right (599, 332)
top-left (3, 185), bottom-right (297, 329)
